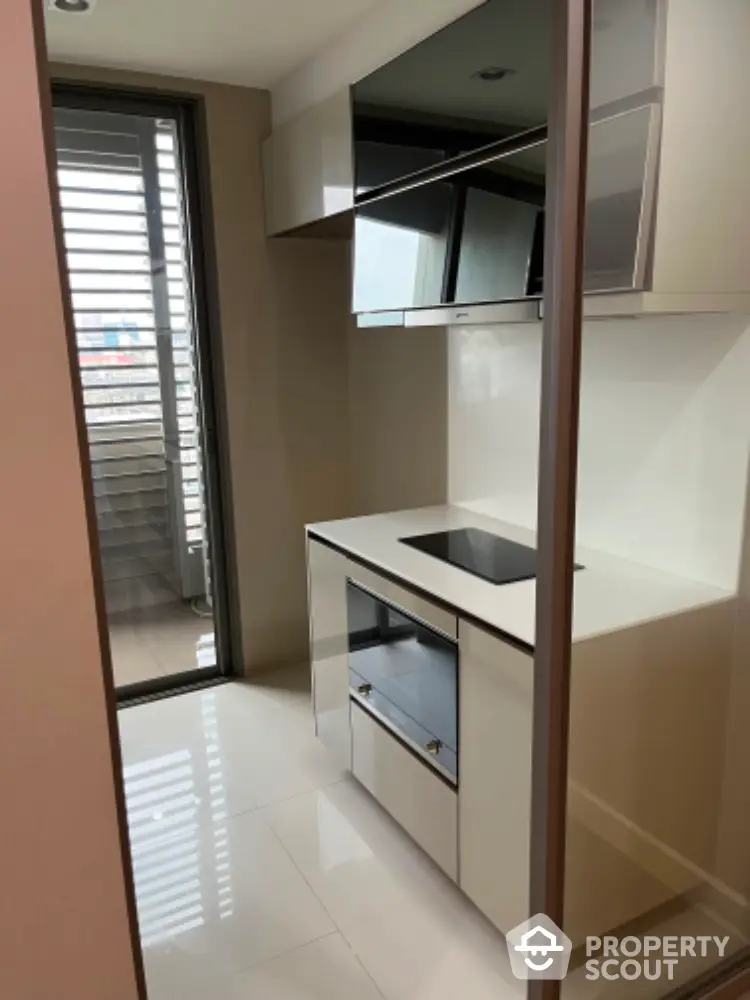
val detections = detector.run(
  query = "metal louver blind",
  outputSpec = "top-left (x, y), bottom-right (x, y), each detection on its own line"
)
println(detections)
top-left (153, 123), bottom-right (208, 570)
top-left (54, 110), bottom-right (206, 614)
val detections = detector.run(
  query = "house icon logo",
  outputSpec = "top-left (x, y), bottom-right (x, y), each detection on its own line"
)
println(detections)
top-left (506, 913), bottom-right (573, 980)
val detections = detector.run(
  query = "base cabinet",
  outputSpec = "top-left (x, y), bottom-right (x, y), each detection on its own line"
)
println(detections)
top-left (351, 702), bottom-right (458, 880)
top-left (308, 536), bottom-right (724, 950)
top-left (307, 539), bottom-right (351, 768)
top-left (458, 621), bottom-right (533, 933)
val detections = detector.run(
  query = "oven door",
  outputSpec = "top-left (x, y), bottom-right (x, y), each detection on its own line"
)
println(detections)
top-left (347, 581), bottom-right (458, 784)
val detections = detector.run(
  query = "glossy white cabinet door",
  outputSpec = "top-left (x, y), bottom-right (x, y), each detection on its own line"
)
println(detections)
top-left (351, 702), bottom-right (458, 880)
top-left (458, 621), bottom-right (533, 932)
top-left (307, 538), bottom-right (351, 768)
top-left (263, 89), bottom-right (354, 236)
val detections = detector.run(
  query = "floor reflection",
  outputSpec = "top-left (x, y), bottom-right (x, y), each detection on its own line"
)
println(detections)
top-left (118, 669), bottom-right (513, 1000)
top-left (123, 691), bottom-right (232, 946)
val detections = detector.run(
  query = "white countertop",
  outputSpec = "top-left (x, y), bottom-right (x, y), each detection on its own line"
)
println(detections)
top-left (307, 505), bottom-right (734, 647)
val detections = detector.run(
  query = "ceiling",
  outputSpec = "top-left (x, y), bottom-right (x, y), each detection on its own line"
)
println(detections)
top-left (43, 0), bottom-right (385, 88)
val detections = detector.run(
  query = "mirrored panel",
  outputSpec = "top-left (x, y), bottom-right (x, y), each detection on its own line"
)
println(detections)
top-left (352, 0), bottom-right (662, 191)
top-left (353, 0), bottom-right (552, 192)
top-left (353, 103), bottom-right (658, 314)
top-left (352, 180), bottom-right (453, 313)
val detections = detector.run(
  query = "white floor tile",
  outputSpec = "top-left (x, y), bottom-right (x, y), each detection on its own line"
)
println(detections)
top-left (119, 682), bottom-right (345, 825)
top-left (119, 671), bottom-right (522, 1000)
top-left (144, 933), bottom-right (384, 1000)
top-left (262, 779), bottom-right (524, 1000)
top-left (142, 938), bottom-right (236, 1000)
top-left (136, 808), bottom-right (334, 976)
top-left (229, 933), bottom-right (384, 1000)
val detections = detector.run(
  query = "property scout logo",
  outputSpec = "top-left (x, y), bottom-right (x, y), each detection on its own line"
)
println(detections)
top-left (505, 914), bottom-right (730, 981)
top-left (506, 915), bottom-right (573, 980)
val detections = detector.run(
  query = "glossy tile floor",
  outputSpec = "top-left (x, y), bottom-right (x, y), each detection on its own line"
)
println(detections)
top-left (118, 666), bottom-right (522, 1000)
top-left (110, 602), bottom-right (215, 687)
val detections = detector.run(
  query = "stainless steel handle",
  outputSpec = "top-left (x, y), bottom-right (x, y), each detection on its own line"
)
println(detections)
top-left (357, 683), bottom-right (373, 697)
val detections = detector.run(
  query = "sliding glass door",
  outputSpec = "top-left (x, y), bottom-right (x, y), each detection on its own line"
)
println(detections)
top-left (51, 88), bottom-right (235, 698)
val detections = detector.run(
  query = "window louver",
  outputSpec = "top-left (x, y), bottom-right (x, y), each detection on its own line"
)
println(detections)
top-left (55, 112), bottom-right (207, 614)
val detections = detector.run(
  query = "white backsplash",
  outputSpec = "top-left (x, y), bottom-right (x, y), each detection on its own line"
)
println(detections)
top-left (449, 313), bottom-right (750, 590)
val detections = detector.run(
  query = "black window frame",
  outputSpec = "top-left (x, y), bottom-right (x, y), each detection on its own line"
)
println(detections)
top-left (51, 80), bottom-right (242, 706)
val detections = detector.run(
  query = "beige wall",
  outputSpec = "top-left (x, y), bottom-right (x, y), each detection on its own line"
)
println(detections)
top-left (348, 324), bottom-right (448, 515)
top-left (249, 236), bottom-right (355, 664)
top-left (1, 9), bottom-right (141, 999)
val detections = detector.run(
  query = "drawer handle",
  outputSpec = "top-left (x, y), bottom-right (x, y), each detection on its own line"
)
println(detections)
top-left (357, 683), bottom-right (373, 697)
top-left (426, 739), bottom-right (442, 755)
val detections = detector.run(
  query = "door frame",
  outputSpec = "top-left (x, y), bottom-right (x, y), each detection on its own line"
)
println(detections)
top-left (529, 10), bottom-right (591, 1000)
top-left (51, 81), bottom-right (242, 703)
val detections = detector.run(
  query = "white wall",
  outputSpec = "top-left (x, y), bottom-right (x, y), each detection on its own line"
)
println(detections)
top-left (449, 313), bottom-right (750, 590)
top-left (270, 0), bottom-right (481, 126)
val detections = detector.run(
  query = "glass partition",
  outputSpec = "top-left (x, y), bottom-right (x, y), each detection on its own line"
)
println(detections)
top-left (563, 318), bottom-right (750, 999)
top-left (558, 3), bottom-right (750, 999)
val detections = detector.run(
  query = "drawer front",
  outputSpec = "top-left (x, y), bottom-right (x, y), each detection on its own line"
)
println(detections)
top-left (351, 702), bottom-right (458, 881)
top-left (348, 563), bottom-right (457, 639)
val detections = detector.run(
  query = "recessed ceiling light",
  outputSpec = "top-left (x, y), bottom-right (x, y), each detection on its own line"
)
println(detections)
top-left (48, 0), bottom-right (97, 13)
top-left (472, 66), bottom-right (515, 83)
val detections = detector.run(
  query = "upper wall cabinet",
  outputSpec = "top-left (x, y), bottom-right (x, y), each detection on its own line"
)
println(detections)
top-left (582, 0), bottom-right (750, 316)
top-left (351, 0), bottom-right (660, 189)
top-left (351, 0), bottom-right (552, 185)
top-left (265, 0), bottom-right (750, 319)
top-left (353, 0), bottom-right (750, 320)
top-left (349, 0), bottom-right (673, 320)
top-left (261, 0), bottom-right (658, 237)
top-left (646, 0), bottom-right (749, 300)
top-left (352, 103), bottom-right (659, 314)
top-left (262, 89), bottom-right (354, 236)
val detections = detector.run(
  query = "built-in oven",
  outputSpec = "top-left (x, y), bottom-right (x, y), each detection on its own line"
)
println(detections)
top-left (347, 580), bottom-right (458, 784)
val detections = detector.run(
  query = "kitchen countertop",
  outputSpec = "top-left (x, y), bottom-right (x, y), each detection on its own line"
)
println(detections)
top-left (307, 505), bottom-right (734, 647)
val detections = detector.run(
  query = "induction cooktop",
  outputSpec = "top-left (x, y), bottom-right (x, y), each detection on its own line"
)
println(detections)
top-left (400, 527), bottom-right (581, 586)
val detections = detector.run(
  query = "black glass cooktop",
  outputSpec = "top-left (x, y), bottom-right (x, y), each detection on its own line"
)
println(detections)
top-left (401, 528), bottom-right (540, 586)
